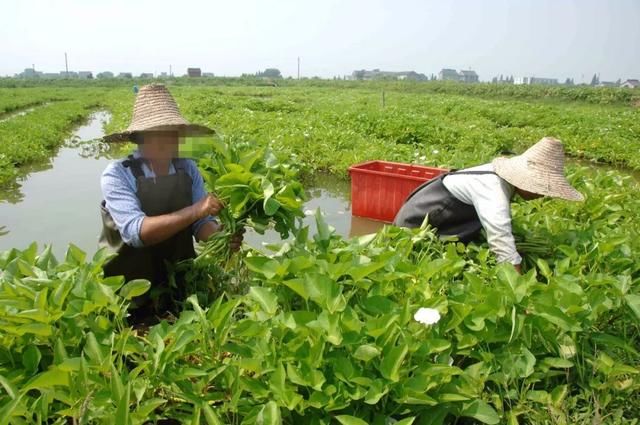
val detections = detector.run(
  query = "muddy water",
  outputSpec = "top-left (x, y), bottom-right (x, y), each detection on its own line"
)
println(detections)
top-left (569, 158), bottom-right (640, 182)
top-left (0, 111), bottom-right (113, 257)
top-left (244, 174), bottom-right (386, 250)
top-left (0, 112), bottom-right (384, 258)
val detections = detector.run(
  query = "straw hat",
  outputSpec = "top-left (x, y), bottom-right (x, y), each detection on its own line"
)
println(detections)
top-left (492, 137), bottom-right (584, 201)
top-left (103, 84), bottom-right (214, 143)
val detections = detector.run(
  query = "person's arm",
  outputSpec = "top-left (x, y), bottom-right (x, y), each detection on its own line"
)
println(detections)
top-left (140, 194), bottom-right (223, 246)
top-left (101, 163), bottom-right (146, 247)
top-left (195, 220), bottom-right (221, 242)
top-left (469, 179), bottom-right (523, 268)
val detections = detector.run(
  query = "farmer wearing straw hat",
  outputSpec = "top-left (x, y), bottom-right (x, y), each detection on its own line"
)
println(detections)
top-left (394, 137), bottom-right (583, 273)
top-left (99, 84), bottom-right (242, 322)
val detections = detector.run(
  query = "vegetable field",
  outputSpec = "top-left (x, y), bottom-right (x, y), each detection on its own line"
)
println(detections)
top-left (0, 80), bottom-right (639, 424)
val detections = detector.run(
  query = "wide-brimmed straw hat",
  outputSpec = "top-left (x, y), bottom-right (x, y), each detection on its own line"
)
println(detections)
top-left (103, 84), bottom-right (214, 143)
top-left (493, 137), bottom-right (584, 201)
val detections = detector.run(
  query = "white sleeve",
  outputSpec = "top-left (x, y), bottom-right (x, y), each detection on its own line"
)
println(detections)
top-left (469, 179), bottom-right (522, 265)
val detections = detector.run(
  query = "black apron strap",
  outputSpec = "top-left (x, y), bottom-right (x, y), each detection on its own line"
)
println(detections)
top-left (122, 155), bottom-right (145, 179)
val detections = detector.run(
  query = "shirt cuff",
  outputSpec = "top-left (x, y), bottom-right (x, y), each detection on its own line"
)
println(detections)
top-left (126, 216), bottom-right (145, 248)
top-left (193, 215), bottom-right (217, 237)
top-left (499, 251), bottom-right (522, 265)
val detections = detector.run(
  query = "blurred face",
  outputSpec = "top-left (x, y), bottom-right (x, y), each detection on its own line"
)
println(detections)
top-left (515, 187), bottom-right (544, 201)
top-left (139, 131), bottom-right (180, 161)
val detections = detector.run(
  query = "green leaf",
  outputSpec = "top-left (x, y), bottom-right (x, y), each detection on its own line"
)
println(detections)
top-left (248, 286), bottom-right (278, 315)
top-left (459, 400), bottom-right (500, 424)
top-left (380, 344), bottom-right (408, 382)
top-left (550, 385), bottom-right (568, 407)
top-left (111, 364), bottom-right (124, 404)
top-left (625, 294), bottom-right (640, 321)
top-left (314, 208), bottom-right (331, 244)
top-left (335, 415), bottom-right (368, 425)
top-left (84, 332), bottom-right (104, 365)
top-left (244, 256), bottom-right (280, 279)
top-left (395, 418), bottom-right (416, 425)
top-left (264, 197), bottom-right (281, 216)
top-left (133, 398), bottom-right (167, 422)
top-left (536, 258), bottom-right (552, 279)
top-left (115, 382), bottom-right (131, 425)
top-left (531, 304), bottom-right (581, 332)
top-left (22, 345), bottom-right (41, 373)
top-left (119, 279), bottom-right (151, 300)
top-left (353, 344), bottom-right (381, 362)
top-left (202, 403), bottom-right (223, 425)
top-left (282, 278), bottom-right (309, 300)
top-left (64, 243), bottom-right (86, 265)
top-left (23, 368), bottom-right (69, 391)
top-left (0, 374), bottom-right (18, 399)
top-left (256, 400), bottom-right (281, 425)
top-left (0, 394), bottom-right (24, 425)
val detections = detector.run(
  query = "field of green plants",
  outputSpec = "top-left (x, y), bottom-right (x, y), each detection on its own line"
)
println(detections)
top-left (0, 80), bottom-right (639, 424)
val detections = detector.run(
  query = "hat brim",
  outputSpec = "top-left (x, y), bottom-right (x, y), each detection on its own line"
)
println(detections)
top-left (493, 156), bottom-right (584, 201)
top-left (103, 123), bottom-right (215, 143)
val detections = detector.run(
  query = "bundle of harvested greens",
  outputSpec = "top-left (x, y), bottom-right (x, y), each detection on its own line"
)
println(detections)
top-left (191, 137), bottom-right (306, 264)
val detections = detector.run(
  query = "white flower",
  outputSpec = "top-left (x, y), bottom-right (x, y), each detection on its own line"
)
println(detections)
top-left (413, 307), bottom-right (441, 326)
top-left (432, 149), bottom-right (439, 155)
top-left (419, 155), bottom-right (426, 161)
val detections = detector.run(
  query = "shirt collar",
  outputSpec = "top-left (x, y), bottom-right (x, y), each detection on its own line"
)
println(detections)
top-left (130, 150), bottom-right (177, 177)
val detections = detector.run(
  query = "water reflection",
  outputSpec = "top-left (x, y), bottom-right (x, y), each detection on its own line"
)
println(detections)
top-left (0, 111), bottom-right (115, 257)
top-left (244, 174), bottom-right (386, 251)
top-left (0, 111), bottom-right (119, 204)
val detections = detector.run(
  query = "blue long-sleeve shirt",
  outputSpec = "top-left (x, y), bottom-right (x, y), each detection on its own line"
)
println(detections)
top-left (100, 151), bottom-right (215, 248)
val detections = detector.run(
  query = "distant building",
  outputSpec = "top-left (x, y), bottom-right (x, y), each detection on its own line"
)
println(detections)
top-left (18, 68), bottom-right (42, 78)
top-left (621, 79), bottom-right (639, 89)
top-left (437, 69), bottom-right (479, 82)
top-left (187, 68), bottom-right (202, 77)
top-left (118, 72), bottom-right (133, 79)
top-left (597, 81), bottom-right (617, 88)
top-left (60, 71), bottom-right (79, 78)
top-left (78, 71), bottom-right (93, 79)
top-left (97, 71), bottom-right (114, 79)
top-left (459, 70), bottom-right (479, 83)
top-left (352, 69), bottom-right (427, 81)
top-left (514, 76), bottom-right (558, 86)
top-left (158, 72), bottom-right (168, 78)
top-left (202, 72), bottom-right (215, 77)
top-left (438, 68), bottom-right (460, 81)
top-left (139, 73), bottom-right (154, 78)
top-left (42, 73), bottom-right (60, 79)
top-left (514, 77), bottom-right (528, 85)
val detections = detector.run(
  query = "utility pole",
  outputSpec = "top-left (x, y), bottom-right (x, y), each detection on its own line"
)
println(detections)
top-left (64, 52), bottom-right (69, 77)
top-left (297, 57), bottom-right (300, 80)
top-left (169, 64), bottom-right (172, 77)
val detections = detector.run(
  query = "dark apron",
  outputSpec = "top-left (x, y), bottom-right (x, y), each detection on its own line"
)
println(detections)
top-left (99, 155), bottom-right (196, 318)
top-left (393, 170), bottom-right (497, 243)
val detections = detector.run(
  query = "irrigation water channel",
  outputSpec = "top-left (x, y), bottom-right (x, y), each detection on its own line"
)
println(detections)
top-left (0, 111), bottom-right (384, 258)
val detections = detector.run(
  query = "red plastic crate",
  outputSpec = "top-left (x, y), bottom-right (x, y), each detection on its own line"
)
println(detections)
top-left (348, 160), bottom-right (449, 223)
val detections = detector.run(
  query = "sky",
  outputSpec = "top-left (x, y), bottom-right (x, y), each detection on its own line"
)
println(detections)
top-left (1, 0), bottom-right (638, 83)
